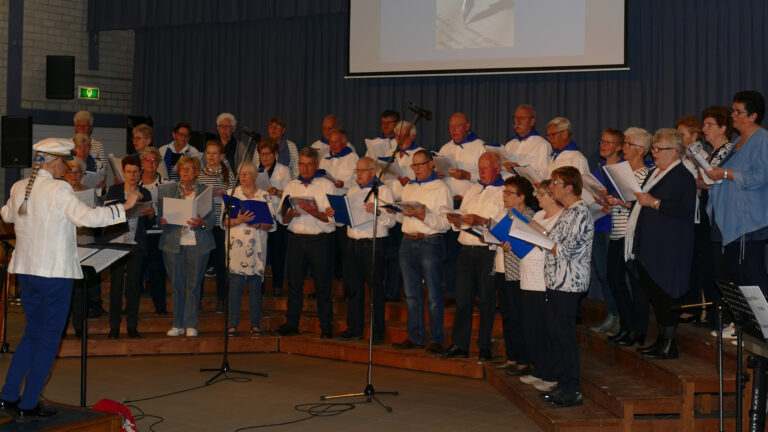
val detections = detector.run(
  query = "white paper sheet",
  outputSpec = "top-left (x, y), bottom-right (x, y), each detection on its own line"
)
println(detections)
top-left (602, 161), bottom-right (642, 202)
top-left (81, 171), bottom-right (106, 189)
top-left (80, 247), bottom-right (130, 273)
top-left (739, 285), bottom-right (768, 339)
top-left (74, 189), bottom-right (96, 208)
top-left (508, 217), bottom-right (555, 250)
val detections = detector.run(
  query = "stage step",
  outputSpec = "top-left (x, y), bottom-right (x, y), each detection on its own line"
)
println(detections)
top-left (58, 332), bottom-right (279, 357)
top-left (279, 335), bottom-right (486, 379)
top-left (486, 366), bottom-right (621, 432)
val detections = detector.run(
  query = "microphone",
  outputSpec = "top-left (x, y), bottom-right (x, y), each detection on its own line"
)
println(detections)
top-left (241, 126), bottom-right (261, 141)
top-left (407, 102), bottom-right (433, 121)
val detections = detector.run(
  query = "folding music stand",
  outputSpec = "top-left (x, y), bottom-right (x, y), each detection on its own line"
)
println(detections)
top-left (716, 281), bottom-right (768, 432)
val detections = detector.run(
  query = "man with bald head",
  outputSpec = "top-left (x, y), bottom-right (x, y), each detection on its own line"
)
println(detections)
top-left (442, 152), bottom-right (507, 361)
top-left (437, 112), bottom-right (487, 301)
top-left (503, 104), bottom-right (551, 180)
top-left (311, 114), bottom-right (355, 158)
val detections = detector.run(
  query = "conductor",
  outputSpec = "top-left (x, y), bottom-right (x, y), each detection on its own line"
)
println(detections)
top-left (0, 138), bottom-right (139, 420)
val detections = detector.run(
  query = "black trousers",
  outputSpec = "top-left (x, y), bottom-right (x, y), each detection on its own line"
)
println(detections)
top-left (109, 246), bottom-right (145, 329)
top-left (285, 232), bottom-right (334, 327)
top-left (496, 275), bottom-right (527, 365)
top-left (344, 237), bottom-right (386, 337)
top-left (544, 289), bottom-right (581, 393)
top-left (451, 246), bottom-right (496, 351)
top-left (637, 261), bottom-right (678, 328)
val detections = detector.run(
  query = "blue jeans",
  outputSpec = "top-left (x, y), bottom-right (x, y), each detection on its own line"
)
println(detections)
top-left (2, 275), bottom-right (72, 409)
top-left (229, 273), bottom-right (263, 328)
top-left (164, 247), bottom-right (209, 329)
top-left (399, 235), bottom-right (445, 345)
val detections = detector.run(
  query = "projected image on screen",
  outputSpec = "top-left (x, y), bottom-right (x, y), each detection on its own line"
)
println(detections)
top-left (435, 0), bottom-right (516, 49)
top-left (349, 0), bottom-right (625, 77)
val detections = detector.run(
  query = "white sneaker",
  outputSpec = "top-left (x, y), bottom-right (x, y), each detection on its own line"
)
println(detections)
top-left (186, 328), bottom-right (198, 337)
top-left (533, 380), bottom-right (558, 391)
top-left (520, 374), bottom-right (542, 385)
top-left (167, 327), bottom-right (184, 337)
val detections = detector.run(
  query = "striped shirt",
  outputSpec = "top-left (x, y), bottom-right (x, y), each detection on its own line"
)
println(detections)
top-left (197, 167), bottom-right (234, 223)
top-left (610, 166), bottom-right (650, 240)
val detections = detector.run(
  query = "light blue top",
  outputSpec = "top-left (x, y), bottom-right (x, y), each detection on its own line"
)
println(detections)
top-left (707, 127), bottom-right (768, 246)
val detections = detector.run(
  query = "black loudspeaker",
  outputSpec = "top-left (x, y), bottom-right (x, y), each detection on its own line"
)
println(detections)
top-left (189, 131), bottom-right (216, 153)
top-left (126, 115), bottom-right (153, 154)
top-left (45, 55), bottom-right (75, 100)
top-left (1, 116), bottom-right (33, 168)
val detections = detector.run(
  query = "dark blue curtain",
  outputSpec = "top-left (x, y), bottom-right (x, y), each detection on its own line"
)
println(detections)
top-left (121, 0), bottom-right (768, 162)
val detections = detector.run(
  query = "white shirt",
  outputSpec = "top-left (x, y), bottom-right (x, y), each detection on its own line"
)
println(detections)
top-left (381, 143), bottom-right (423, 201)
top-left (279, 176), bottom-right (337, 234)
top-left (546, 148), bottom-right (590, 176)
top-left (400, 176), bottom-right (452, 235)
top-left (311, 140), bottom-right (356, 160)
top-left (1, 170), bottom-right (126, 279)
top-left (345, 182), bottom-right (396, 239)
top-left (519, 209), bottom-right (563, 291)
top-left (319, 150), bottom-right (359, 193)
top-left (438, 138), bottom-right (486, 197)
top-left (456, 182), bottom-right (506, 246)
top-left (504, 134), bottom-right (551, 181)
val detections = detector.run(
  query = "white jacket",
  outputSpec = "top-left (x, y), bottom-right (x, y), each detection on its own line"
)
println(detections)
top-left (1, 170), bottom-right (126, 279)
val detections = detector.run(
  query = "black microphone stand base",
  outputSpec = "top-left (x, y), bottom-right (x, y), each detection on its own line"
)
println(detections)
top-left (320, 383), bottom-right (399, 412)
top-left (200, 361), bottom-right (268, 386)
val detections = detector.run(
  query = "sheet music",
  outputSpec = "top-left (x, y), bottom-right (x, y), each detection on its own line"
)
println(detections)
top-left (195, 185), bottom-right (213, 219)
top-left (439, 205), bottom-right (464, 219)
top-left (602, 161), bottom-right (642, 202)
top-left (508, 216), bottom-right (555, 250)
top-left (346, 190), bottom-right (374, 227)
top-left (74, 189), bottom-right (96, 208)
top-left (80, 247), bottom-right (130, 273)
top-left (739, 285), bottom-right (768, 338)
top-left (581, 172), bottom-right (606, 197)
top-left (376, 158), bottom-right (404, 179)
top-left (484, 144), bottom-right (510, 163)
top-left (255, 173), bottom-right (272, 191)
top-left (77, 247), bottom-right (99, 262)
top-left (365, 138), bottom-right (393, 159)
top-left (126, 201), bottom-right (154, 219)
top-left (511, 165), bottom-right (542, 185)
top-left (162, 185), bottom-right (213, 226)
top-left (432, 155), bottom-right (455, 173)
top-left (108, 154), bottom-right (124, 182)
top-left (81, 171), bottom-right (106, 189)
top-left (289, 196), bottom-right (318, 216)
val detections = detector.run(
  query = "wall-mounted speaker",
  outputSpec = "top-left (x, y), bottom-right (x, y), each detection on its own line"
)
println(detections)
top-left (46, 55), bottom-right (75, 100)
top-left (1, 116), bottom-right (33, 168)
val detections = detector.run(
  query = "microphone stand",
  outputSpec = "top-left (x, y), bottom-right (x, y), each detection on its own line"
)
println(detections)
top-left (201, 133), bottom-right (268, 384)
top-left (320, 108), bottom-right (429, 411)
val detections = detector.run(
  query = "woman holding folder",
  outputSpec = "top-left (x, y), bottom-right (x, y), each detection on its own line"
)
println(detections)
top-left (221, 161), bottom-right (274, 336)
top-left (159, 156), bottom-right (216, 337)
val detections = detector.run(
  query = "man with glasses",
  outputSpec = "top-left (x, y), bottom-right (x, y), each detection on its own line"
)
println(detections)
top-left (503, 104), bottom-right (551, 181)
top-left (545, 117), bottom-right (590, 176)
top-left (442, 152), bottom-right (507, 361)
top-left (392, 150), bottom-right (452, 355)
top-left (311, 114), bottom-right (356, 158)
top-left (331, 157), bottom-right (395, 344)
top-left (73, 110), bottom-right (107, 173)
top-left (158, 122), bottom-right (202, 181)
top-left (277, 147), bottom-right (337, 338)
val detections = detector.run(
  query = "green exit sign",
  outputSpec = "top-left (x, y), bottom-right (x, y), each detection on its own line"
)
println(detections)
top-left (78, 86), bottom-right (100, 100)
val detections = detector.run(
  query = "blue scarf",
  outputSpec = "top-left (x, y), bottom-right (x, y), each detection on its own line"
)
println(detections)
top-left (277, 136), bottom-right (291, 167)
top-left (298, 169), bottom-right (326, 186)
top-left (478, 175), bottom-right (504, 190)
top-left (379, 133), bottom-right (395, 139)
top-left (325, 146), bottom-right (353, 159)
top-left (409, 172), bottom-right (439, 185)
top-left (453, 130), bottom-right (479, 147)
top-left (358, 176), bottom-right (379, 189)
top-left (396, 141), bottom-right (420, 156)
top-left (511, 127), bottom-right (540, 141)
top-left (551, 140), bottom-right (580, 161)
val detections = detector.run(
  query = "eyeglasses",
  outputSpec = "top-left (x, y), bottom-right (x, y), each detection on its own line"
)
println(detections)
top-left (298, 162), bottom-right (316, 168)
top-left (623, 141), bottom-right (644, 149)
top-left (503, 190), bottom-right (521, 196)
top-left (552, 180), bottom-right (565, 185)
top-left (600, 139), bottom-right (619, 145)
top-left (410, 160), bottom-right (430, 169)
top-left (174, 132), bottom-right (190, 137)
top-left (353, 168), bottom-right (375, 174)
top-left (142, 158), bottom-right (159, 163)
top-left (731, 108), bottom-right (749, 116)
top-left (513, 116), bottom-right (530, 122)
top-left (546, 130), bottom-right (565, 139)
top-left (651, 146), bottom-right (676, 152)
top-left (702, 122), bottom-right (719, 128)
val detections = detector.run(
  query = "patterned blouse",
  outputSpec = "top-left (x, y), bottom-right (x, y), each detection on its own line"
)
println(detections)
top-left (503, 207), bottom-right (537, 281)
top-left (544, 199), bottom-right (594, 293)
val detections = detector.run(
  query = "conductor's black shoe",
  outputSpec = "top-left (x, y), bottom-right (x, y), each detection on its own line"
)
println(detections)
top-left (440, 344), bottom-right (469, 359)
top-left (16, 403), bottom-right (58, 421)
top-left (277, 324), bottom-right (299, 336)
top-left (320, 325), bottom-right (333, 339)
top-left (108, 328), bottom-right (119, 339)
top-left (0, 399), bottom-right (18, 412)
top-left (127, 328), bottom-right (141, 339)
top-left (336, 330), bottom-right (362, 341)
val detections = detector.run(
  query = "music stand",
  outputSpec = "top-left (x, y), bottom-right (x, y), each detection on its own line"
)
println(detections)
top-left (716, 280), bottom-right (768, 432)
top-left (78, 245), bottom-right (131, 407)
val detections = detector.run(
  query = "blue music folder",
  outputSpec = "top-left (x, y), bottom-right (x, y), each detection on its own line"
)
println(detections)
top-left (490, 209), bottom-right (534, 259)
top-left (327, 194), bottom-right (353, 226)
top-left (222, 194), bottom-right (273, 225)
